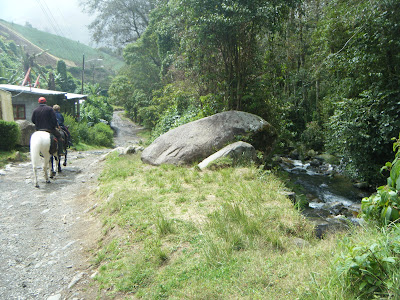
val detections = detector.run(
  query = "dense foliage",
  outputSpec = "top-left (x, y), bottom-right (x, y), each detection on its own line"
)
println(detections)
top-left (0, 37), bottom-right (25, 85)
top-left (362, 135), bottom-right (400, 225)
top-left (0, 120), bottom-right (20, 151)
top-left (334, 226), bottom-right (400, 298)
top-left (64, 113), bottom-right (114, 148)
top-left (80, 91), bottom-right (114, 124)
top-left (63, 85), bottom-right (114, 147)
top-left (103, 0), bottom-right (400, 184)
top-left (323, 0), bottom-right (400, 183)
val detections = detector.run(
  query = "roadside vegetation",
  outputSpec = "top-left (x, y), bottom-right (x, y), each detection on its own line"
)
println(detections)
top-left (103, 0), bottom-right (400, 187)
top-left (64, 94), bottom-right (114, 148)
top-left (94, 152), bottom-right (317, 298)
top-left (93, 149), bottom-right (400, 299)
top-left (2, 0), bottom-right (400, 298)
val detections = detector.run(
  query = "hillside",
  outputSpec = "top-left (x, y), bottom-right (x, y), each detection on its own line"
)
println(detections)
top-left (0, 19), bottom-right (124, 72)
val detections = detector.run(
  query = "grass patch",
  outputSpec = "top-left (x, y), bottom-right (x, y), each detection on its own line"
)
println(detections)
top-left (0, 148), bottom-right (29, 169)
top-left (92, 153), bottom-right (392, 299)
top-left (93, 153), bottom-right (318, 298)
top-left (71, 142), bottom-right (108, 152)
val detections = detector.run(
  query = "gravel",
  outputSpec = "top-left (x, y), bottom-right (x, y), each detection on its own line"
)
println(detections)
top-left (0, 111), bottom-right (142, 299)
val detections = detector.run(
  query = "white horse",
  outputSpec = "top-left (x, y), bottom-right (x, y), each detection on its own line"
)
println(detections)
top-left (30, 131), bottom-right (58, 188)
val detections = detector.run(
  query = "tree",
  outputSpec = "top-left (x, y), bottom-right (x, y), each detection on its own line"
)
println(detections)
top-left (319, 0), bottom-right (400, 183)
top-left (122, 26), bottom-right (161, 97)
top-left (56, 60), bottom-right (77, 92)
top-left (153, 0), bottom-right (299, 111)
top-left (80, 0), bottom-right (156, 50)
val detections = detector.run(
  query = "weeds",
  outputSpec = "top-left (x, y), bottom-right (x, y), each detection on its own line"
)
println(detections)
top-left (94, 153), bottom-right (376, 299)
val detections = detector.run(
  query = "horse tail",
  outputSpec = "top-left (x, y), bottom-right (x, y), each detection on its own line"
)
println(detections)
top-left (30, 132), bottom-right (42, 168)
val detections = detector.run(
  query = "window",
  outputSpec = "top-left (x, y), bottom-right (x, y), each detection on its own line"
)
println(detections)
top-left (13, 104), bottom-right (26, 120)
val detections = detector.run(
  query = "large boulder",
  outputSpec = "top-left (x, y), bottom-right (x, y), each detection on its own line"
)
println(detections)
top-left (141, 110), bottom-right (276, 166)
top-left (16, 120), bottom-right (35, 146)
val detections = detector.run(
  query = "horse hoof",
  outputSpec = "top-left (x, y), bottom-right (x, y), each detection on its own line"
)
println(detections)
top-left (46, 180), bottom-right (51, 183)
top-left (63, 162), bottom-right (67, 166)
top-left (35, 184), bottom-right (39, 188)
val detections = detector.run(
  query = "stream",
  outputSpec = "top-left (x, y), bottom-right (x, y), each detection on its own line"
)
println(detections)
top-left (279, 157), bottom-right (371, 237)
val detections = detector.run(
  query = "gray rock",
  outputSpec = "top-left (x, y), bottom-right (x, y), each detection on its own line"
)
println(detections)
top-left (141, 111), bottom-right (276, 166)
top-left (124, 145), bottom-right (144, 155)
top-left (67, 272), bottom-right (85, 289)
top-left (353, 182), bottom-right (369, 190)
top-left (292, 238), bottom-right (311, 248)
top-left (279, 191), bottom-right (296, 203)
top-left (309, 158), bottom-right (322, 167)
top-left (16, 120), bottom-right (35, 146)
top-left (198, 141), bottom-right (256, 170)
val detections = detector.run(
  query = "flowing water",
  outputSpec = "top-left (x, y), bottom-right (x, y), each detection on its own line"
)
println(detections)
top-left (280, 158), bottom-right (370, 236)
top-left (283, 159), bottom-right (366, 207)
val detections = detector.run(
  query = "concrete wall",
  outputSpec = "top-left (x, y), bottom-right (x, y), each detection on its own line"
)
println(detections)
top-left (0, 89), bottom-right (14, 121)
top-left (12, 94), bottom-right (67, 121)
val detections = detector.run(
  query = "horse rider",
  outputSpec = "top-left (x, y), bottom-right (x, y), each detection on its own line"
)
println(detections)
top-left (31, 96), bottom-right (64, 155)
top-left (53, 104), bottom-right (72, 146)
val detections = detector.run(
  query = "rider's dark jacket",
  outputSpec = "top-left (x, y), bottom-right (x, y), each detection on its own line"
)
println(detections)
top-left (31, 104), bottom-right (61, 141)
top-left (31, 104), bottom-right (58, 131)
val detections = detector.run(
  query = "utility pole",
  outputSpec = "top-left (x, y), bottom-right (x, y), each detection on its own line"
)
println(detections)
top-left (78, 54), bottom-right (85, 121)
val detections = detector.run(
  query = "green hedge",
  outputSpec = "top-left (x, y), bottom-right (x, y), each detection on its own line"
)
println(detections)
top-left (64, 114), bottom-right (114, 147)
top-left (0, 120), bottom-right (20, 151)
top-left (89, 122), bottom-right (114, 147)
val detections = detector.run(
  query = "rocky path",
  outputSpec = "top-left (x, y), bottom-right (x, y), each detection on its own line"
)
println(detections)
top-left (0, 111), bottom-right (141, 299)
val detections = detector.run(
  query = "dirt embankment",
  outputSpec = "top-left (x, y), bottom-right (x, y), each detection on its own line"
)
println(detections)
top-left (0, 111), bottom-right (142, 299)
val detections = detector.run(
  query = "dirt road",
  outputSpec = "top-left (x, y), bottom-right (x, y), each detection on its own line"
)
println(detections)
top-left (0, 111), bottom-right (142, 299)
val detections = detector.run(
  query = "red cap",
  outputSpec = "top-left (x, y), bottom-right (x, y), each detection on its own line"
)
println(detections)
top-left (38, 97), bottom-right (46, 104)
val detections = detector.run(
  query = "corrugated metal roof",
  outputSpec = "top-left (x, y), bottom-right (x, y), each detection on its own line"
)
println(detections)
top-left (0, 84), bottom-right (66, 96)
top-left (66, 93), bottom-right (88, 100)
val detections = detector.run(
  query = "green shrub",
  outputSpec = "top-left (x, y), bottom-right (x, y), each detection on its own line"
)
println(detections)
top-left (327, 91), bottom-right (400, 184)
top-left (362, 186), bottom-right (400, 226)
top-left (361, 134), bottom-right (400, 225)
top-left (64, 114), bottom-right (114, 147)
top-left (0, 120), bottom-right (20, 150)
top-left (89, 122), bottom-right (114, 147)
top-left (335, 226), bottom-right (400, 298)
top-left (300, 121), bottom-right (324, 152)
top-left (81, 96), bottom-right (113, 124)
top-left (77, 122), bottom-right (90, 144)
top-left (64, 114), bottom-right (90, 144)
top-left (150, 107), bottom-right (201, 142)
top-left (64, 114), bottom-right (79, 143)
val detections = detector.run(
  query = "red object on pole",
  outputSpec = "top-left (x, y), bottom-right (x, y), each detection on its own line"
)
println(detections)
top-left (34, 75), bottom-right (40, 88)
top-left (21, 68), bottom-right (31, 86)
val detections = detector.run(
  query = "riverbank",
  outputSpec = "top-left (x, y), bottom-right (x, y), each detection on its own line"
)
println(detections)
top-left (90, 146), bottom-right (400, 299)
top-left (87, 147), bottom-right (388, 299)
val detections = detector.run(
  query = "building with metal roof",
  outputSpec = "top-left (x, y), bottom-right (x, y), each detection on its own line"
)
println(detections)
top-left (0, 84), bottom-right (87, 121)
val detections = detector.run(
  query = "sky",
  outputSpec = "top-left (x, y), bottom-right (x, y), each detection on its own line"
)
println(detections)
top-left (0, 0), bottom-right (94, 45)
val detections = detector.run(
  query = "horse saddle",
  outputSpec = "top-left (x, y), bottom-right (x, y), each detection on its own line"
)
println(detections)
top-left (49, 134), bottom-right (58, 154)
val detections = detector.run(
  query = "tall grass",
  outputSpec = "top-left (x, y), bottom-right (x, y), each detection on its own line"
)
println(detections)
top-left (93, 152), bottom-right (332, 298)
top-left (92, 152), bottom-right (400, 299)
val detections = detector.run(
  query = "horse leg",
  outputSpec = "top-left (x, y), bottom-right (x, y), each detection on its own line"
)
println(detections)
top-left (32, 163), bottom-right (39, 188)
top-left (43, 154), bottom-right (51, 183)
top-left (58, 155), bottom-right (62, 173)
top-left (50, 156), bottom-right (56, 178)
top-left (63, 150), bottom-right (67, 167)
top-left (30, 134), bottom-right (40, 188)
